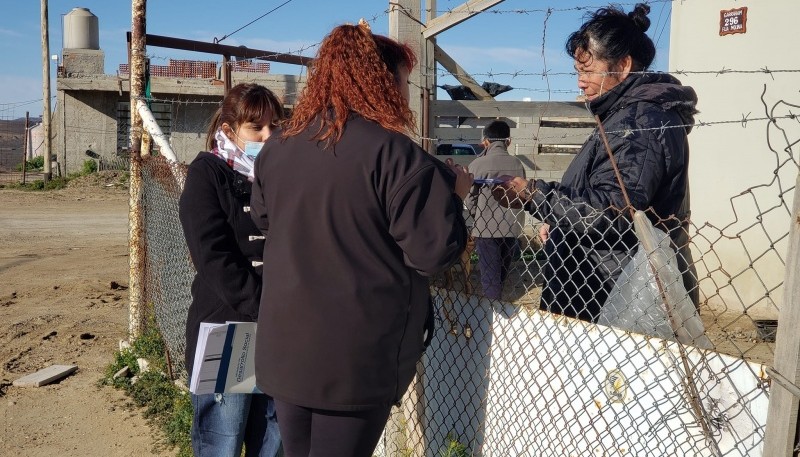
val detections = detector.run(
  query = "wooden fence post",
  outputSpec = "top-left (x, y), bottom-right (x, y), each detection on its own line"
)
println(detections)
top-left (389, 0), bottom-right (423, 140)
top-left (764, 173), bottom-right (800, 456)
top-left (40, 0), bottom-right (52, 183)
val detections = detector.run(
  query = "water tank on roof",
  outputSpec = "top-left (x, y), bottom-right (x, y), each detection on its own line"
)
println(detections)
top-left (63, 7), bottom-right (99, 50)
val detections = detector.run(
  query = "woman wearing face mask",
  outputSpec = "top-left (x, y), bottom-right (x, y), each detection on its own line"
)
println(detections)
top-left (493, 3), bottom-right (699, 322)
top-left (179, 82), bottom-right (283, 457)
top-left (249, 21), bottom-right (471, 457)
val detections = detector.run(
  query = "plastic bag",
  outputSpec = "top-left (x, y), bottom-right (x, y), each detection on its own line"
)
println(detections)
top-left (598, 211), bottom-right (712, 349)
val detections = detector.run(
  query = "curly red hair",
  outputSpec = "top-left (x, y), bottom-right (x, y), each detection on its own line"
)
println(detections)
top-left (283, 24), bottom-right (417, 146)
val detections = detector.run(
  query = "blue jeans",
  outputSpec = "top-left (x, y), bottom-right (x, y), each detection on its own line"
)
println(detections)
top-left (191, 392), bottom-right (281, 457)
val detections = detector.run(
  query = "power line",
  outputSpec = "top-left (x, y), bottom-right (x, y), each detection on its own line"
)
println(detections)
top-left (214, 0), bottom-right (295, 44)
top-left (655, 7), bottom-right (672, 49)
top-left (0, 98), bottom-right (47, 108)
top-left (652, 0), bottom-right (666, 43)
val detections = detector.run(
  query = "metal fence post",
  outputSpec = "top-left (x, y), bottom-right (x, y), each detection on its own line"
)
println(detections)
top-left (128, 0), bottom-right (147, 339)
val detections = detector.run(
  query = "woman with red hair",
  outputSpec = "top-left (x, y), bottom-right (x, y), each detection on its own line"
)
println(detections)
top-left (250, 22), bottom-right (472, 457)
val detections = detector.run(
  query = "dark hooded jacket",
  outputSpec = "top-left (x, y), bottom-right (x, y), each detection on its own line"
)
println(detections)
top-left (526, 73), bottom-right (699, 321)
top-left (250, 115), bottom-right (468, 411)
top-left (179, 152), bottom-right (264, 376)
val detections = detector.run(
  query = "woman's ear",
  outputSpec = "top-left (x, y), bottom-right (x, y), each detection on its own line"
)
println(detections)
top-left (220, 122), bottom-right (235, 138)
top-left (617, 55), bottom-right (633, 80)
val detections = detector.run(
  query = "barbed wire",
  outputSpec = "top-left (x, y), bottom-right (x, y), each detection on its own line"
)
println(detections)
top-left (145, 96), bottom-right (227, 106)
top-left (214, 0), bottom-right (296, 44)
top-left (430, 0), bottom-right (675, 16)
top-left (417, 113), bottom-right (799, 144)
top-left (128, 60), bottom-right (800, 108)
top-left (492, 87), bottom-right (579, 94)
top-left (427, 68), bottom-right (800, 80)
top-left (133, 91), bottom-right (798, 145)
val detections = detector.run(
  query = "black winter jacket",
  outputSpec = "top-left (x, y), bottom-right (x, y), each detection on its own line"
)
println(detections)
top-left (250, 115), bottom-right (468, 411)
top-left (179, 152), bottom-right (264, 375)
top-left (527, 73), bottom-right (698, 321)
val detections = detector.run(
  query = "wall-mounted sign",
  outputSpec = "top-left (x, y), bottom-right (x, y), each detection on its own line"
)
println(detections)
top-left (720, 7), bottom-right (747, 36)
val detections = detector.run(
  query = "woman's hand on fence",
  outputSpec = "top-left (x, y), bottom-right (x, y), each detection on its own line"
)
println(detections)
top-left (446, 158), bottom-right (474, 201)
top-left (539, 223), bottom-right (550, 243)
top-left (492, 176), bottom-right (531, 209)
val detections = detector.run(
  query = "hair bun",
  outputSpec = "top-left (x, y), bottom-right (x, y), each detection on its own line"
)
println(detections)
top-left (629, 3), bottom-right (651, 33)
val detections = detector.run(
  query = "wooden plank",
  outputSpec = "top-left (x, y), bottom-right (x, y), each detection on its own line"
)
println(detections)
top-left (423, 0), bottom-right (505, 38)
top-left (434, 44), bottom-right (492, 100)
top-left (13, 364), bottom-right (78, 387)
top-left (432, 100), bottom-right (589, 118)
top-left (433, 126), bottom-right (591, 145)
top-left (540, 116), bottom-right (595, 128)
top-left (526, 154), bottom-right (576, 171)
top-left (537, 126), bottom-right (593, 145)
top-left (538, 144), bottom-right (582, 155)
top-left (433, 127), bottom-right (482, 144)
top-left (764, 173), bottom-right (800, 456)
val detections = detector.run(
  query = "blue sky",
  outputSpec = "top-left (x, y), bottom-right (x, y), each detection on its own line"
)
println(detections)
top-left (0, 0), bottom-right (672, 118)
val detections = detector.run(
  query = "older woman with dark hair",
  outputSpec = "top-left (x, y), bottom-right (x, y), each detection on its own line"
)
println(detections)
top-left (495, 3), bottom-right (699, 322)
top-left (249, 21), bottom-right (472, 457)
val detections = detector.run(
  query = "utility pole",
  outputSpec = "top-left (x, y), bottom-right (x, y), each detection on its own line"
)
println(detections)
top-left (389, 0), bottom-right (423, 142)
top-left (22, 112), bottom-right (29, 185)
top-left (40, 0), bottom-right (52, 183)
top-left (423, 0), bottom-right (437, 154)
top-left (128, 0), bottom-right (147, 339)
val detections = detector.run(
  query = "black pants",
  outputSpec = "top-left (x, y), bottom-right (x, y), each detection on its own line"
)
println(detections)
top-left (274, 399), bottom-right (391, 457)
top-left (475, 237), bottom-right (518, 300)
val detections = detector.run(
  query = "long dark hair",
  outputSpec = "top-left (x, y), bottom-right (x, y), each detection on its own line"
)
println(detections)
top-left (565, 3), bottom-right (656, 72)
top-left (283, 23), bottom-right (417, 147)
top-left (205, 83), bottom-right (283, 150)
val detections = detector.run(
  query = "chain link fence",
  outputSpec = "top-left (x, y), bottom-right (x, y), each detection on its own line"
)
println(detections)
top-left (0, 112), bottom-right (31, 185)
top-left (140, 156), bottom-right (194, 378)
top-left (134, 95), bottom-right (796, 455)
top-left (139, 161), bottom-right (775, 456)
top-left (374, 193), bottom-right (770, 456)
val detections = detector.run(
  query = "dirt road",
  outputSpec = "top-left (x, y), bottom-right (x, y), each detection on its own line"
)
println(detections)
top-left (0, 179), bottom-right (171, 456)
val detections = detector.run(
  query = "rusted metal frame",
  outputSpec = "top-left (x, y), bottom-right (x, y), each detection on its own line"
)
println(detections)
top-left (128, 0), bottom-right (147, 340)
top-left (125, 32), bottom-right (313, 66)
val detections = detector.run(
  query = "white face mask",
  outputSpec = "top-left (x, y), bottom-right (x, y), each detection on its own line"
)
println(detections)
top-left (243, 141), bottom-right (265, 159)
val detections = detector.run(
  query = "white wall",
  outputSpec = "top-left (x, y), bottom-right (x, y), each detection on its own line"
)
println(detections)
top-left (670, 1), bottom-right (800, 315)
top-left (377, 292), bottom-right (768, 456)
top-left (27, 124), bottom-right (44, 159)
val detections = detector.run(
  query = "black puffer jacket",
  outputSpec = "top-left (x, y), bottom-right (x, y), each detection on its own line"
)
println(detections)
top-left (527, 73), bottom-right (698, 321)
top-left (179, 152), bottom-right (264, 375)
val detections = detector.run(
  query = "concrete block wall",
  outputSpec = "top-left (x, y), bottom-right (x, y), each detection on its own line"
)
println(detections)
top-left (55, 88), bottom-right (120, 175)
top-left (62, 49), bottom-right (104, 76)
top-left (55, 72), bottom-right (308, 170)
